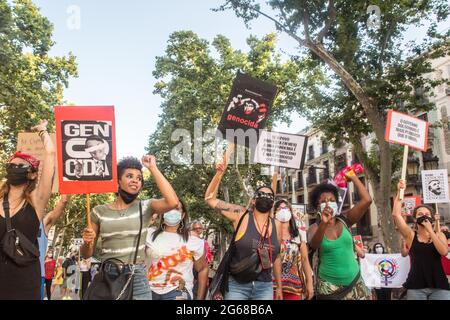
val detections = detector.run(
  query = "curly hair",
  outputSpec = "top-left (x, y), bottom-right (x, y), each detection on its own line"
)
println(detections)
top-left (117, 157), bottom-right (143, 179)
top-left (309, 183), bottom-right (339, 209)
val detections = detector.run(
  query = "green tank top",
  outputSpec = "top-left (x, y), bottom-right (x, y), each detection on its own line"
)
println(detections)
top-left (318, 222), bottom-right (359, 286)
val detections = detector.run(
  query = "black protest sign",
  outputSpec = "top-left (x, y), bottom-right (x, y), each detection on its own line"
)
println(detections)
top-left (217, 72), bottom-right (278, 148)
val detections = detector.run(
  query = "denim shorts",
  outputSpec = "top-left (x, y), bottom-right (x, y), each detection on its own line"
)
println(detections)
top-left (152, 288), bottom-right (192, 300)
top-left (224, 276), bottom-right (273, 300)
top-left (407, 288), bottom-right (450, 300)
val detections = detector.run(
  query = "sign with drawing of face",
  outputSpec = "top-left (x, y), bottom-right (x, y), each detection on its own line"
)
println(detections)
top-left (421, 169), bottom-right (449, 204)
top-left (402, 196), bottom-right (421, 216)
top-left (55, 106), bottom-right (118, 194)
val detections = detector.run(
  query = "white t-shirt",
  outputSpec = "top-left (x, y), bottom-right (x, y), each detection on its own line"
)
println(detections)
top-left (145, 227), bottom-right (204, 297)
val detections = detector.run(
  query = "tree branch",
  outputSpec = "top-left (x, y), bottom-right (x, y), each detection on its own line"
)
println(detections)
top-left (377, 21), bottom-right (395, 78)
top-left (300, 1), bottom-right (311, 41)
top-left (252, 7), bottom-right (307, 46)
top-left (317, 0), bottom-right (336, 43)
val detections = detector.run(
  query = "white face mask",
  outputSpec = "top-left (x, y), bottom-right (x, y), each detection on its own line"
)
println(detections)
top-left (319, 202), bottom-right (339, 216)
top-left (375, 247), bottom-right (383, 254)
top-left (276, 208), bottom-right (292, 223)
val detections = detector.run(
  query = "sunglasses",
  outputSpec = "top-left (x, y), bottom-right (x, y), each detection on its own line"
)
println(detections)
top-left (7, 163), bottom-right (31, 170)
top-left (255, 191), bottom-right (274, 200)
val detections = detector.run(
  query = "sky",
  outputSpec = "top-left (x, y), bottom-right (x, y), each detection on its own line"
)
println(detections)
top-left (31, 0), bottom-right (449, 159)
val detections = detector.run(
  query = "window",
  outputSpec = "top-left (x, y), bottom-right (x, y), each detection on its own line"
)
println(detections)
top-left (308, 145), bottom-right (315, 160)
top-left (321, 141), bottom-right (328, 154)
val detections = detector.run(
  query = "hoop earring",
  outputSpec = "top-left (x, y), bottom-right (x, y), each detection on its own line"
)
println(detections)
top-left (179, 220), bottom-right (184, 230)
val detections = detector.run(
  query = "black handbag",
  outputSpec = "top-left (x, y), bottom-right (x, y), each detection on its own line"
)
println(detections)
top-left (0, 194), bottom-right (39, 267)
top-left (83, 201), bottom-right (143, 300)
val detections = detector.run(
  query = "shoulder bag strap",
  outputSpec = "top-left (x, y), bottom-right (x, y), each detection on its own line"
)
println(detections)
top-left (231, 209), bottom-right (249, 245)
top-left (132, 201), bottom-right (143, 265)
top-left (2, 194), bottom-right (12, 232)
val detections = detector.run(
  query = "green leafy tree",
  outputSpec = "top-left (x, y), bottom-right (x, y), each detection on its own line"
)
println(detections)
top-left (146, 31), bottom-right (320, 248)
top-left (0, 0), bottom-right (78, 172)
top-left (49, 193), bottom-right (114, 258)
top-left (218, 0), bottom-right (450, 251)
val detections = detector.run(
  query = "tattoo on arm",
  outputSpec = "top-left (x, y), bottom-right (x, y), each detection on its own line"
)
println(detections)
top-left (215, 200), bottom-right (243, 216)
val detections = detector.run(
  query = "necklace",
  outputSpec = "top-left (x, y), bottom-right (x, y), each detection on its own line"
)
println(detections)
top-left (112, 201), bottom-right (133, 217)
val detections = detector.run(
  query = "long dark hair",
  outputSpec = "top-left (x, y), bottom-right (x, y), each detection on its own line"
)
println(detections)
top-left (274, 199), bottom-right (299, 239)
top-left (152, 199), bottom-right (189, 242)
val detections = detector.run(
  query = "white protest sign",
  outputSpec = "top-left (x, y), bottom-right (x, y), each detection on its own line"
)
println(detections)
top-left (361, 254), bottom-right (411, 288)
top-left (385, 110), bottom-right (429, 151)
top-left (421, 169), bottom-right (449, 204)
top-left (254, 131), bottom-right (308, 170)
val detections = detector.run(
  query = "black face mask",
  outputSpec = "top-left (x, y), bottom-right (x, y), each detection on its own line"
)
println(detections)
top-left (6, 167), bottom-right (30, 186)
top-left (416, 215), bottom-right (434, 226)
top-left (255, 198), bottom-right (274, 213)
top-left (118, 186), bottom-right (139, 204)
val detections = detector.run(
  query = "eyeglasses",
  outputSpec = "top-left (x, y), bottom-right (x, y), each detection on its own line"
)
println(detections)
top-left (7, 163), bottom-right (31, 170)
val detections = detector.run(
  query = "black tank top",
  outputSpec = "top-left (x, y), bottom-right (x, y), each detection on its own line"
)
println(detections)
top-left (404, 232), bottom-right (450, 290)
top-left (0, 201), bottom-right (41, 300)
top-left (231, 212), bottom-right (280, 282)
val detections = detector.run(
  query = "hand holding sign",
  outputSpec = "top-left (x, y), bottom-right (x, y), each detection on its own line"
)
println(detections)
top-left (31, 120), bottom-right (49, 132)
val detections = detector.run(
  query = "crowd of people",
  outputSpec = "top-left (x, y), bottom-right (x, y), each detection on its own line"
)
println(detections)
top-left (0, 119), bottom-right (449, 300)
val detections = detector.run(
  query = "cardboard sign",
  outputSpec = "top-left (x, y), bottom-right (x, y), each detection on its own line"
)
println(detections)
top-left (421, 169), bottom-right (449, 204)
top-left (254, 131), bottom-right (308, 170)
top-left (16, 132), bottom-right (59, 193)
top-left (55, 106), bottom-right (117, 194)
top-left (353, 235), bottom-right (363, 250)
top-left (385, 110), bottom-right (429, 151)
top-left (402, 196), bottom-right (421, 216)
top-left (217, 72), bottom-right (278, 148)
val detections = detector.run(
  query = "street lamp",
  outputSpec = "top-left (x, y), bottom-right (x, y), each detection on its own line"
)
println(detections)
top-left (423, 154), bottom-right (439, 170)
top-left (406, 157), bottom-right (420, 179)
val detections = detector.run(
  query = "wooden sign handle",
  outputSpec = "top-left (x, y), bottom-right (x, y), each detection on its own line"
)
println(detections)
top-left (86, 193), bottom-right (91, 228)
top-left (399, 145), bottom-right (409, 201)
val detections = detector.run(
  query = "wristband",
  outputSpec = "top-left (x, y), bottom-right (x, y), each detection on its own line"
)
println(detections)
top-left (38, 130), bottom-right (48, 137)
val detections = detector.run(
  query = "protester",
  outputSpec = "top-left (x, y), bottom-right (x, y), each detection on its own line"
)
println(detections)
top-left (440, 226), bottom-right (450, 285)
top-left (81, 155), bottom-right (178, 300)
top-left (392, 180), bottom-right (450, 300)
top-left (189, 220), bottom-right (213, 299)
top-left (371, 243), bottom-right (393, 300)
top-left (273, 199), bottom-right (313, 300)
top-left (190, 220), bottom-right (214, 265)
top-left (307, 169), bottom-right (373, 300)
top-left (0, 120), bottom-right (55, 300)
top-left (44, 249), bottom-right (57, 300)
top-left (204, 159), bottom-right (282, 300)
top-left (38, 194), bottom-right (71, 299)
top-left (52, 257), bottom-right (64, 296)
top-left (79, 257), bottom-right (92, 298)
top-left (146, 201), bottom-right (208, 300)
top-left (61, 252), bottom-right (77, 300)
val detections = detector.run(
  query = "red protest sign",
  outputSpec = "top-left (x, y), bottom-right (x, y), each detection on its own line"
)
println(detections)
top-left (402, 196), bottom-right (421, 216)
top-left (55, 106), bottom-right (117, 194)
top-left (384, 110), bottom-right (429, 152)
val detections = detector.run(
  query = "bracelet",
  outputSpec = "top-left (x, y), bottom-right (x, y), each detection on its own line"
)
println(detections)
top-left (38, 130), bottom-right (48, 137)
